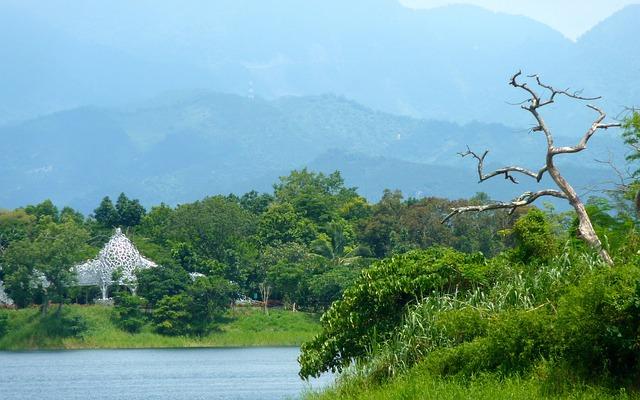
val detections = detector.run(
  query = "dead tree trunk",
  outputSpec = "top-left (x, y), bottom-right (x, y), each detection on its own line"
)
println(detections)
top-left (259, 282), bottom-right (271, 315)
top-left (443, 71), bottom-right (620, 266)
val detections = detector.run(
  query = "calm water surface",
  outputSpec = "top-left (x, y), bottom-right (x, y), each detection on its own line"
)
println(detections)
top-left (0, 347), bottom-right (333, 400)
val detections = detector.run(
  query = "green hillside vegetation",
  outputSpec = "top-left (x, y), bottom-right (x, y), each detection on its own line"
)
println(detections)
top-left (297, 114), bottom-right (640, 399)
top-left (0, 169), bottom-right (524, 349)
top-left (0, 306), bottom-right (318, 350)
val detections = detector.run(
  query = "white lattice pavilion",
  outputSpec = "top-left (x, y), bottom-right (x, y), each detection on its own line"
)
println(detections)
top-left (74, 227), bottom-right (157, 300)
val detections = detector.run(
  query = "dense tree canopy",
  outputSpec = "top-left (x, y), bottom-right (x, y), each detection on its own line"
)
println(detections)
top-left (0, 169), bottom-right (586, 337)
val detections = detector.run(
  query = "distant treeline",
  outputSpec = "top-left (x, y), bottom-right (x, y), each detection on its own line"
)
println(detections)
top-left (0, 169), bottom-right (523, 312)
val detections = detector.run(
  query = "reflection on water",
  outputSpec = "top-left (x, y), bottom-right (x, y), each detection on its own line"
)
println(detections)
top-left (0, 347), bottom-right (333, 400)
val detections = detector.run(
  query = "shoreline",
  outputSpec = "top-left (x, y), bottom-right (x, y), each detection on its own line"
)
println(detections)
top-left (0, 305), bottom-right (320, 351)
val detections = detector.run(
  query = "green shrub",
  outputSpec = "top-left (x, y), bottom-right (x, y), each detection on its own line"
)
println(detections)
top-left (137, 263), bottom-right (190, 307)
top-left (187, 276), bottom-right (237, 335)
top-left (364, 307), bottom-right (489, 381)
top-left (0, 313), bottom-right (8, 337)
top-left (555, 264), bottom-right (640, 381)
top-left (152, 294), bottom-right (192, 336)
top-left (511, 209), bottom-right (557, 264)
top-left (112, 293), bottom-right (147, 333)
top-left (424, 308), bottom-right (554, 377)
top-left (41, 313), bottom-right (89, 338)
top-left (299, 247), bottom-right (487, 378)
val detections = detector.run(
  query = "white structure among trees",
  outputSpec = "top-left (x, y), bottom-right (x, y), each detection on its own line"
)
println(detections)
top-left (0, 280), bottom-right (13, 306)
top-left (73, 228), bottom-right (157, 300)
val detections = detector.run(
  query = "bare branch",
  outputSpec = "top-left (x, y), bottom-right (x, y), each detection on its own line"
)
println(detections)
top-left (505, 99), bottom-right (532, 106)
top-left (509, 71), bottom-right (540, 107)
top-left (441, 189), bottom-right (567, 223)
top-left (552, 104), bottom-right (622, 155)
top-left (448, 71), bottom-right (620, 265)
top-left (594, 154), bottom-right (630, 189)
top-left (530, 74), bottom-right (601, 107)
top-left (459, 147), bottom-right (547, 184)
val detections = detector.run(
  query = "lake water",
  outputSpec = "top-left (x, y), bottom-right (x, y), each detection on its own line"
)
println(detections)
top-left (0, 347), bottom-right (333, 400)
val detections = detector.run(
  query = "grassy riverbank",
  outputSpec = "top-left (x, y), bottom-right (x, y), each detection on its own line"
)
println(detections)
top-left (0, 305), bottom-right (320, 350)
top-left (306, 366), bottom-right (639, 400)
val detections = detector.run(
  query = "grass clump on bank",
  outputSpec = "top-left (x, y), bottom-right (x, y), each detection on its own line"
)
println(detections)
top-left (306, 368), bottom-right (639, 400)
top-left (299, 210), bottom-right (640, 399)
top-left (0, 305), bottom-right (319, 350)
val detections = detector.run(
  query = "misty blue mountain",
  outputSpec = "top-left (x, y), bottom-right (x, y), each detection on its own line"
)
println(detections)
top-left (0, 93), bottom-right (621, 212)
top-left (0, 0), bottom-right (637, 211)
top-left (1, 1), bottom-right (638, 125)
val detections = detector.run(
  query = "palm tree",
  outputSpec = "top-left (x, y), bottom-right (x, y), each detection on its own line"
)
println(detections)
top-left (310, 222), bottom-right (370, 266)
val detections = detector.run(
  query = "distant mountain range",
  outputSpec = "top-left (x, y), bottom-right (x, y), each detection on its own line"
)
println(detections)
top-left (0, 93), bottom-right (624, 212)
top-left (1, 1), bottom-right (638, 128)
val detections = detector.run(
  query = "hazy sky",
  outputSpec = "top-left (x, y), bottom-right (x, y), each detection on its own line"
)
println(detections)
top-left (399, 0), bottom-right (640, 40)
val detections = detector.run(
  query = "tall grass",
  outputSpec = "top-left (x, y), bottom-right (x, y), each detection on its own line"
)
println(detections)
top-left (304, 246), bottom-right (625, 400)
top-left (306, 367), bottom-right (639, 400)
top-left (353, 248), bottom-right (604, 381)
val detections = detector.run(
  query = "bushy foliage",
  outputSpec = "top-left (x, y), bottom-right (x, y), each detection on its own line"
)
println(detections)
top-left (423, 308), bottom-right (554, 377)
top-left (299, 247), bottom-right (487, 378)
top-left (306, 236), bottom-right (640, 393)
top-left (0, 313), bottom-right (8, 338)
top-left (41, 313), bottom-right (89, 338)
top-left (148, 276), bottom-right (237, 336)
top-left (622, 111), bottom-right (640, 177)
top-left (187, 276), bottom-right (238, 335)
top-left (511, 208), bottom-right (557, 263)
top-left (555, 265), bottom-right (640, 380)
top-left (137, 263), bottom-right (191, 307)
top-left (112, 293), bottom-right (147, 333)
top-left (93, 193), bottom-right (146, 229)
top-left (152, 294), bottom-right (192, 336)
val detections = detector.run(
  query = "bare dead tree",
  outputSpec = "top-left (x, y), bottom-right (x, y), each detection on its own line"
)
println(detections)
top-left (442, 71), bottom-right (621, 265)
top-left (259, 282), bottom-right (271, 315)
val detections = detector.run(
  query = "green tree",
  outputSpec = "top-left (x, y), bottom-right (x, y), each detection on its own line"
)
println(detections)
top-left (3, 217), bottom-right (90, 315)
top-left (267, 261), bottom-right (308, 307)
top-left (152, 294), bottom-right (192, 336)
top-left (137, 263), bottom-right (190, 307)
top-left (307, 264), bottom-right (360, 310)
top-left (359, 189), bottom-right (404, 257)
top-left (59, 207), bottom-right (85, 224)
top-left (115, 192), bottom-right (146, 228)
top-left (299, 248), bottom-right (487, 378)
top-left (24, 199), bottom-right (59, 222)
top-left (35, 218), bottom-right (91, 316)
top-left (0, 209), bottom-right (35, 254)
top-left (257, 202), bottom-right (317, 246)
top-left (622, 111), bottom-right (640, 177)
top-left (510, 208), bottom-right (557, 263)
top-left (310, 221), bottom-right (369, 266)
top-left (274, 169), bottom-right (359, 224)
top-left (138, 203), bottom-right (174, 245)
top-left (93, 196), bottom-right (119, 228)
top-left (2, 250), bottom-right (41, 308)
top-left (112, 293), bottom-right (147, 333)
top-left (187, 276), bottom-right (238, 335)
top-left (239, 190), bottom-right (274, 215)
top-left (166, 196), bottom-right (256, 261)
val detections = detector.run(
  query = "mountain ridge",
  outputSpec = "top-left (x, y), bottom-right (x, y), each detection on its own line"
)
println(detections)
top-left (0, 92), bottom-right (625, 212)
top-left (1, 1), bottom-right (637, 127)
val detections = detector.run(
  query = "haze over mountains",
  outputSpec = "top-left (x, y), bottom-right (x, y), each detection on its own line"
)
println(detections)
top-left (0, 93), bottom-right (621, 212)
top-left (0, 1), bottom-right (637, 211)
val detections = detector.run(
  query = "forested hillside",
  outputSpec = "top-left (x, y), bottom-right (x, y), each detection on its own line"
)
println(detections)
top-left (0, 93), bottom-right (622, 211)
